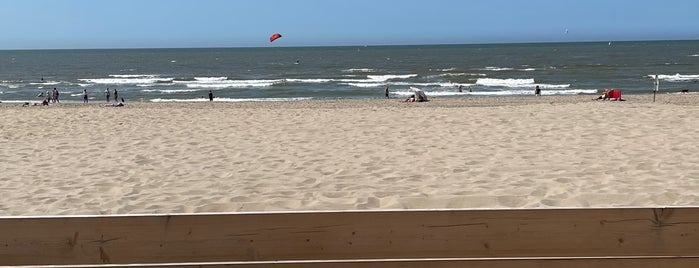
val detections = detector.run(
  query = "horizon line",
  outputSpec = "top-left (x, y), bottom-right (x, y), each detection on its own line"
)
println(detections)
top-left (1, 38), bottom-right (697, 51)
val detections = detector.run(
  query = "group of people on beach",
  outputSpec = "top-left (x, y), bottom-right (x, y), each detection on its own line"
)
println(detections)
top-left (103, 88), bottom-right (119, 103)
top-left (36, 88), bottom-right (60, 105)
top-left (32, 87), bottom-right (125, 106)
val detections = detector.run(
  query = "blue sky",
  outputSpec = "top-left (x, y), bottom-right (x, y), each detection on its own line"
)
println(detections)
top-left (1, 0), bottom-right (697, 49)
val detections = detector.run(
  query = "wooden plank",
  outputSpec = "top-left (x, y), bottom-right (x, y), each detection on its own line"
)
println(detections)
top-left (21, 257), bottom-right (699, 268)
top-left (1, 208), bottom-right (699, 265)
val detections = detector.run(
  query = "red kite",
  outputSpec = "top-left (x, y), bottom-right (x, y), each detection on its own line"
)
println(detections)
top-left (269, 33), bottom-right (282, 42)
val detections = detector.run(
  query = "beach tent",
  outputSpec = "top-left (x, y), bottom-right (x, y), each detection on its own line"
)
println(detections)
top-left (608, 89), bottom-right (622, 100)
top-left (410, 87), bottom-right (428, 102)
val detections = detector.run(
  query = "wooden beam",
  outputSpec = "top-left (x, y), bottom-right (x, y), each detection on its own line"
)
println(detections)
top-left (20, 257), bottom-right (699, 268)
top-left (1, 208), bottom-right (699, 265)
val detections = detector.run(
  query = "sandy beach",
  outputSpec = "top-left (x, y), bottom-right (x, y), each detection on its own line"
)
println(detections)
top-left (1, 93), bottom-right (699, 216)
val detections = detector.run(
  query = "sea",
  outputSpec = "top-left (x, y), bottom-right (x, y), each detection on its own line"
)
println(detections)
top-left (1, 40), bottom-right (698, 103)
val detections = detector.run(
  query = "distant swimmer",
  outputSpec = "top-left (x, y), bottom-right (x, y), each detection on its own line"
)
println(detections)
top-left (457, 85), bottom-right (463, 92)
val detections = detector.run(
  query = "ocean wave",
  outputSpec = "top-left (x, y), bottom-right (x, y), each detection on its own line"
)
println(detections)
top-left (476, 78), bottom-right (535, 87)
top-left (194, 77), bottom-right (228, 81)
top-left (29, 81), bottom-right (61, 85)
top-left (438, 68), bottom-right (456, 71)
top-left (142, 89), bottom-right (201, 93)
top-left (366, 74), bottom-right (418, 82)
top-left (343, 81), bottom-right (467, 88)
top-left (0, 82), bottom-right (21, 89)
top-left (475, 78), bottom-right (569, 89)
top-left (109, 74), bottom-right (159, 78)
top-left (173, 79), bottom-right (282, 88)
top-left (651, 73), bottom-right (699, 82)
top-left (689, 54), bottom-right (699, 57)
top-left (80, 76), bottom-right (174, 84)
top-left (150, 97), bottom-right (313, 102)
top-left (481, 66), bottom-right (536, 72)
top-left (440, 73), bottom-right (488, 77)
top-left (342, 68), bottom-right (376, 73)
top-left (285, 78), bottom-right (335, 83)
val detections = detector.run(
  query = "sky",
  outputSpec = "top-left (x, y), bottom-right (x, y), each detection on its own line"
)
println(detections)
top-left (0, 0), bottom-right (697, 49)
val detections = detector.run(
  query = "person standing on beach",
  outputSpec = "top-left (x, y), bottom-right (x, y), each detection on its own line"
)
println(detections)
top-left (208, 90), bottom-right (214, 101)
top-left (53, 88), bottom-right (60, 103)
top-left (83, 89), bottom-right (88, 103)
top-left (384, 84), bottom-right (389, 99)
top-left (105, 88), bottom-right (111, 102)
top-left (113, 88), bottom-right (118, 102)
top-left (534, 85), bottom-right (541, 96)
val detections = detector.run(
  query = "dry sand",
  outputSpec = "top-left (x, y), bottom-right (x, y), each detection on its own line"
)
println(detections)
top-left (1, 94), bottom-right (699, 216)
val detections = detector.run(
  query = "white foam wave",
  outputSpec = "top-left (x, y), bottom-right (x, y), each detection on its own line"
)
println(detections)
top-left (440, 73), bottom-right (488, 77)
top-left (651, 73), bottom-right (699, 82)
top-left (173, 79), bottom-right (282, 88)
top-left (342, 68), bottom-right (376, 73)
top-left (344, 81), bottom-right (468, 88)
top-left (194, 77), bottom-right (227, 81)
top-left (539, 84), bottom-right (571, 89)
top-left (689, 54), bottom-right (699, 57)
top-left (482, 67), bottom-right (514, 71)
top-left (0, 83), bottom-right (21, 89)
top-left (285, 78), bottom-right (334, 83)
top-left (481, 67), bottom-right (536, 72)
top-left (142, 89), bottom-right (200, 93)
top-left (476, 78), bottom-right (535, 87)
top-left (475, 78), bottom-right (569, 89)
top-left (109, 74), bottom-right (158, 78)
top-left (150, 97), bottom-right (312, 103)
top-left (30, 81), bottom-right (61, 85)
top-left (366, 74), bottom-right (418, 82)
top-left (81, 76), bottom-right (174, 84)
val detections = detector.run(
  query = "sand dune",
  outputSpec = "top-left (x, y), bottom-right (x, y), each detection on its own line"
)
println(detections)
top-left (1, 94), bottom-right (698, 215)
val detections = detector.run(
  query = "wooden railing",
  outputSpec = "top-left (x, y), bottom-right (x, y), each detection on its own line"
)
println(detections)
top-left (1, 207), bottom-right (699, 267)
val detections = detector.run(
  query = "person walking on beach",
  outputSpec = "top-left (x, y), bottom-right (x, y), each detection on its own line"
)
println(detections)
top-left (113, 88), bottom-right (118, 102)
top-left (105, 88), bottom-right (111, 102)
top-left (53, 88), bottom-right (60, 103)
top-left (82, 89), bottom-right (89, 103)
top-left (384, 84), bottom-right (389, 99)
top-left (534, 85), bottom-right (541, 96)
top-left (208, 90), bottom-right (214, 101)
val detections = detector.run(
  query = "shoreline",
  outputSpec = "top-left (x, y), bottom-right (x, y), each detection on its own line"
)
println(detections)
top-left (3, 92), bottom-right (698, 108)
top-left (2, 94), bottom-right (699, 216)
